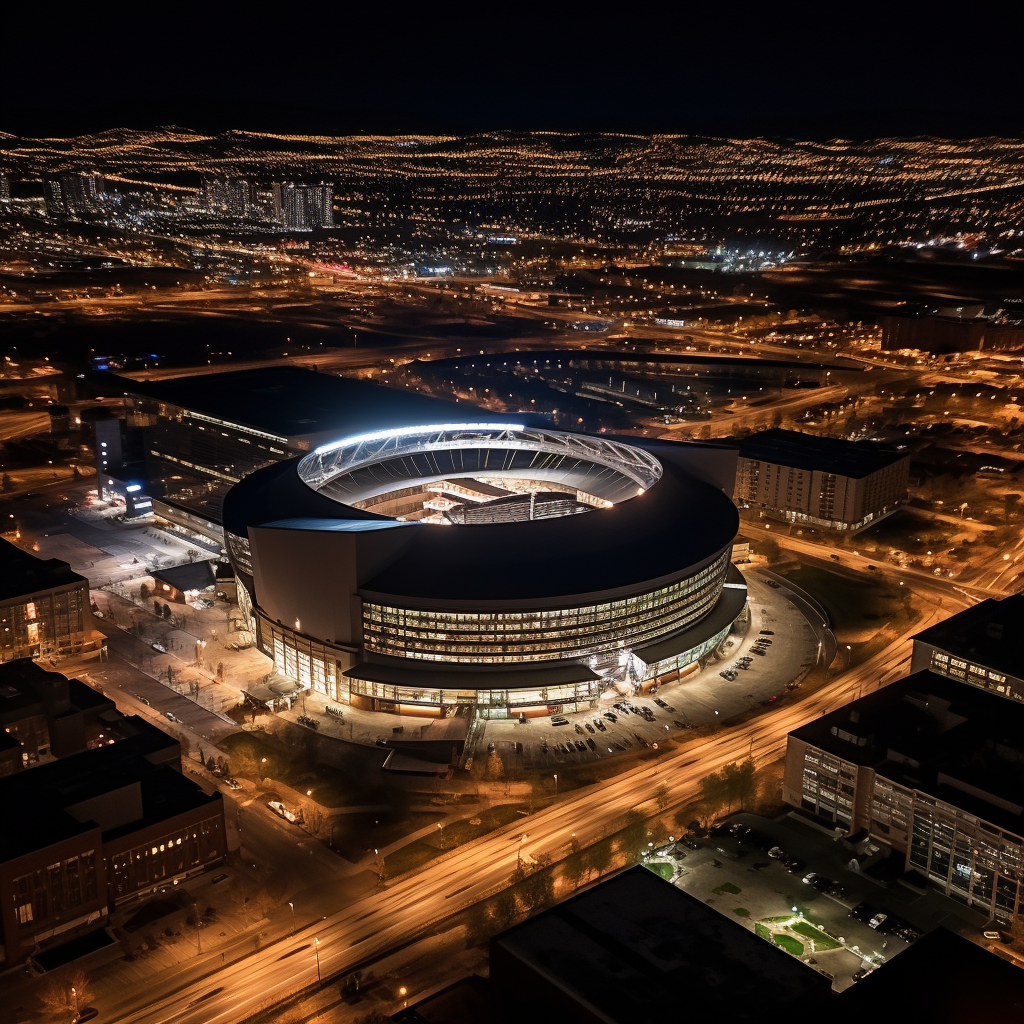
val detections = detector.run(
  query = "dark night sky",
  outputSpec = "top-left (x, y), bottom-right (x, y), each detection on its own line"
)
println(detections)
top-left (3, 4), bottom-right (1021, 137)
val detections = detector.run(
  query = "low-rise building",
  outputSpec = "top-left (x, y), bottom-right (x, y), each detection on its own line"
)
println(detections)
top-left (784, 671), bottom-right (1024, 922)
top-left (733, 428), bottom-right (909, 532)
top-left (0, 538), bottom-right (97, 663)
top-left (0, 658), bottom-right (117, 772)
top-left (0, 665), bottom-right (225, 965)
top-left (491, 866), bottom-right (832, 1022)
top-left (910, 594), bottom-right (1024, 703)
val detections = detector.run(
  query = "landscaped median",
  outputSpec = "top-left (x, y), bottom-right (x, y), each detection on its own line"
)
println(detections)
top-left (755, 911), bottom-right (844, 958)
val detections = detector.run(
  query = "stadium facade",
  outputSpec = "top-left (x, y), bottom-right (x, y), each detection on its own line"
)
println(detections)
top-left (223, 420), bottom-right (745, 719)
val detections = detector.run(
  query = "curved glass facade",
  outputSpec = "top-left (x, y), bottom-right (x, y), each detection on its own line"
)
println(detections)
top-left (362, 549), bottom-right (730, 663)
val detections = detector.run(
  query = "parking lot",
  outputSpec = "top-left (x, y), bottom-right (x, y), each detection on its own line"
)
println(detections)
top-left (645, 811), bottom-right (991, 992)
top-left (475, 573), bottom-right (823, 769)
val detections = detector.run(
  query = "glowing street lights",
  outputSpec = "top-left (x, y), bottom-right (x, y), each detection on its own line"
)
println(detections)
top-left (287, 901), bottom-right (296, 935)
top-left (553, 773), bottom-right (558, 795)
top-left (436, 821), bottom-right (444, 849)
top-left (314, 936), bottom-right (321, 985)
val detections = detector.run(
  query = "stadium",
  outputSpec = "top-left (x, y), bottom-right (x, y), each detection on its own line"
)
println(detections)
top-left (222, 421), bottom-right (747, 718)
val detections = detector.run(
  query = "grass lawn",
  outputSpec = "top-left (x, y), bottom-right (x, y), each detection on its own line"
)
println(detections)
top-left (384, 803), bottom-right (531, 879)
top-left (792, 921), bottom-right (843, 950)
top-left (779, 564), bottom-right (910, 640)
top-left (762, 914), bottom-right (795, 924)
top-left (712, 881), bottom-right (742, 895)
top-left (755, 923), bottom-right (772, 941)
top-left (384, 842), bottom-right (440, 877)
top-left (773, 934), bottom-right (804, 955)
top-left (733, 908), bottom-right (750, 918)
top-left (648, 861), bottom-right (674, 881)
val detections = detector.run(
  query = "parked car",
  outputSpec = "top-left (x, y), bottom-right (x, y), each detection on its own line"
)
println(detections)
top-left (786, 857), bottom-right (806, 874)
top-left (768, 846), bottom-right (788, 860)
top-left (849, 902), bottom-right (876, 923)
top-left (268, 800), bottom-right (298, 823)
top-left (868, 912), bottom-right (888, 930)
top-left (550, 716), bottom-right (569, 726)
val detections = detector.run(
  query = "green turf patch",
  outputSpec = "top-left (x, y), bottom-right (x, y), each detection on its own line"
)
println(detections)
top-left (792, 921), bottom-right (843, 950)
top-left (648, 861), bottom-right (675, 881)
top-left (773, 934), bottom-right (804, 955)
top-left (762, 914), bottom-right (795, 923)
top-left (733, 908), bottom-right (750, 918)
top-left (755, 923), bottom-right (772, 941)
top-left (383, 842), bottom-right (441, 877)
top-left (712, 881), bottom-right (742, 895)
top-left (778, 564), bottom-right (910, 640)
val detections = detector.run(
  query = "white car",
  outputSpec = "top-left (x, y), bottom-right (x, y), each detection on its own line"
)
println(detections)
top-left (268, 800), bottom-right (298, 823)
top-left (151, 642), bottom-right (167, 653)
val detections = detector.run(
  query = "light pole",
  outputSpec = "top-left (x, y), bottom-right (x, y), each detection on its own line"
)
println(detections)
top-left (314, 936), bottom-right (321, 985)
top-left (436, 822), bottom-right (444, 849)
top-left (71, 986), bottom-right (79, 1020)
top-left (517, 833), bottom-right (528, 868)
top-left (553, 773), bottom-right (558, 795)
top-left (192, 899), bottom-right (202, 953)
top-left (287, 901), bottom-right (296, 935)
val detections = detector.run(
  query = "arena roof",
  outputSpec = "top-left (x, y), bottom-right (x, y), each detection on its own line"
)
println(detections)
top-left (117, 366), bottom-right (492, 443)
top-left (229, 440), bottom-right (738, 604)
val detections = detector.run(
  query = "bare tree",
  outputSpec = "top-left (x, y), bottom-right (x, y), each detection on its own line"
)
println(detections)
top-left (38, 966), bottom-right (92, 1017)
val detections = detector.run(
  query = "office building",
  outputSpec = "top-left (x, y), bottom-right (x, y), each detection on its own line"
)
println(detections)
top-left (910, 595), bottom-right (1024, 703)
top-left (881, 313), bottom-right (1024, 355)
top-left (0, 659), bottom-right (118, 775)
top-left (203, 176), bottom-right (258, 220)
top-left (733, 428), bottom-right (909, 532)
top-left (784, 671), bottom-right (1024, 922)
top-left (0, 666), bottom-right (225, 965)
top-left (272, 182), bottom-right (334, 230)
top-left (43, 173), bottom-right (104, 220)
top-left (0, 174), bottom-right (9, 202)
top-left (0, 539), bottom-right (96, 663)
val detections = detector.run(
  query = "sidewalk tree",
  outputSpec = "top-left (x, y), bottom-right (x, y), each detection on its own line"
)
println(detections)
top-left (140, 583), bottom-right (150, 601)
top-left (37, 966), bottom-right (92, 1017)
top-left (485, 750), bottom-right (504, 779)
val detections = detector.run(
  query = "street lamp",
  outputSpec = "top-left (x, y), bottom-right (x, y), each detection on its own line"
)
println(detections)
top-left (71, 986), bottom-right (79, 1020)
top-left (436, 822), bottom-right (444, 849)
top-left (314, 936), bottom-right (321, 985)
top-left (288, 901), bottom-right (296, 935)
top-left (553, 773), bottom-right (558, 795)
top-left (192, 899), bottom-right (202, 953)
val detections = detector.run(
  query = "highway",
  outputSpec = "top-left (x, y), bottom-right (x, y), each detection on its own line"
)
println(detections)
top-left (104, 579), bottom-right (960, 1024)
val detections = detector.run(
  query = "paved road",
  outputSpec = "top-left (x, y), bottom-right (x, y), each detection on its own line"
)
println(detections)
top-left (102, 579), bottom-right (959, 1024)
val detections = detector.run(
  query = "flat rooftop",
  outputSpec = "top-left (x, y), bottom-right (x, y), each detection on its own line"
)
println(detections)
top-left (790, 670), bottom-right (1024, 835)
top-left (119, 366), bottom-right (491, 443)
top-left (0, 538), bottom-right (87, 603)
top-left (0, 734), bottom-right (216, 862)
top-left (734, 428), bottom-right (907, 478)
top-left (492, 866), bottom-right (831, 1020)
top-left (912, 594), bottom-right (1024, 680)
